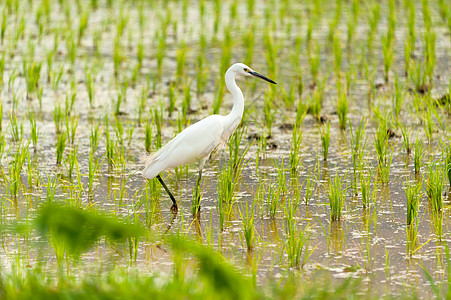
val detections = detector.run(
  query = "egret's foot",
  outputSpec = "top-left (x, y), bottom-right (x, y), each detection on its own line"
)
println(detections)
top-left (170, 203), bottom-right (178, 215)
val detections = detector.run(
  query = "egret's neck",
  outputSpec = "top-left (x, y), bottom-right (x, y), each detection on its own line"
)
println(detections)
top-left (224, 69), bottom-right (244, 124)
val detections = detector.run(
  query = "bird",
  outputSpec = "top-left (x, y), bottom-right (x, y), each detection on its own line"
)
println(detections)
top-left (143, 63), bottom-right (276, 213)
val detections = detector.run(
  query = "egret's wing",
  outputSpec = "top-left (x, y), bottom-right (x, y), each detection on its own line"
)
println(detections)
top-left (143, 115), bottom-right (224, 179)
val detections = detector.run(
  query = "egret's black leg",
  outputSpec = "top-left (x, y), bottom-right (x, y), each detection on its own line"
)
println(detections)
top-left (156, 174), bottom-right (178, 213)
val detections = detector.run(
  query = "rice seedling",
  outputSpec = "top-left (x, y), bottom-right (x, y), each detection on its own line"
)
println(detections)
top-left (281, 83), bottom-right (296, 109)
top-left (406, 220), bottom-right (420, 258)
top-left (66, 145), bottom-right (78, 179)
top-left (25, 147), bottom-right (36, 190)
top-left (422, 103), bottom-right (434, 141)
top-left (379, 144), bottom-right (394, 184)
top-left (360, 167), bottom-right (372, 209)
top-left (346, 0), bottom-right (359, 46)
top-left (426, 161), bottom-right (445, 212)
top-left (28, 112), bottom-right (39, 153)
top-left (265, 160), bottom-right (287, 219)
top-left (0, 133), bottom-right (5, 158)
top-left (336, 89), bottom-right (348, 130)
top-left (384, 0), bottom-right (396, 82)
top-left (176, 41), bottom-right (188, 83)
top-left (114, 116), bottom-right (125, 151)
top-left (284, 215), bottom-right (314, 269)
top-left (212, 79), bottom-right (225, 115)
top-left (264, 32), bottom-right (277, 79)
top-left (414, 138), bottom-right (424, 174)
top-left (85, 66), bottom-right (94, 108)
top-left (320, 121), bottom-right (330, 161)
top-left (126, 123), bottom-right (135, 148)
top-left (229, 125), bottom-right (248, 171)
top-left (135, 84), bottom-right (148, 125)
top-left (244, 25), bottom-right (255, 66)
top-left (333, 36), bottom-right (342, 78)
top-left (195, 43), bottom-right (207, 96)
top-left (381, 36), bottom-right (394, 84)
top-left (116, 80), bottom-right (129, 116)
top-left (153, 106), bottom-right (163, 149)
top-left (289, 125), bottom-right (302, 174)
top-left (367, 3), bottom-right (380, 51)
top-left (327, 0), bottom-right (341, 42)
top-left (0, 9), bottom-right (7, 44)
top-left (144, 120), bottom-right (153, 154)
top-left (65, 115), bottom-right (79, 146)
top-left (45, 175), bottom-right (58, 204)
top-left (65, 29), bottom-right (77, 67)
top-left (0, 101), bottom-right (2, 133)
top-left (400, 124), bottom-right (411, 155)
top-left (445, 144), bottom-right (451, 186)
top-left (52, 64), bottom-right (64, 91)
top-left (409, 59), bottom-right (428, 94)
top-left (89, 123), bottom-right (100, 155)
top-left (295, 97), bottom-right (308, 128)
top-left (406, 0), bottom-right (416, 46)
top-left (8, 143), bottom-right (27, 200)
top-left (56, 131), bottom-right (67, 165)
top-left (53, 102), bottom-right (64, 134)
top-left (307, 86), bottom-right (323, 120)
top-left (9, 111), bottom-right (22, 142)
top-left (0, 53), bottom-right (5, 89)
top-left (217, 159), bottom-right (244, 231)
top-left (303, 170), bottom-right (315, 205)
top-left (404, 39), bottom-right (413, 76)
top-left (87, 152), bottom-right (102, 198)
top-left (221, 27), bottom-right (233, 77)
top-left (327, 174), bottom-right (347, 221)
top-left (308, 43), bottom-right (320, 86)
top-left (22, 52), bottom-right (42, 99)
top-left (105, 136), bottom-right (115, 168)
top-left (404, 180), bottom-right (421, 226)
top-left (182, 83), bottom-right (191, 118)
top-left (374, 119), bottom-right (389, 166)
top-left (238, 199), bottom-right (256, 251)
top-left (77, 8), bottom-right (90, 45)
top-left (430, 209), bottom-right (443, 242)
top-left (392, 75), bottom-right (404, 121)
top-left (263, 90), bottom-right (275, 137)
top-left (350, 119), bottom-right (365, 195)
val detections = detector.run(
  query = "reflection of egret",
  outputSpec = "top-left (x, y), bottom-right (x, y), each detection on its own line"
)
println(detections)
top-left (143, 63), bottom-right (276, 212)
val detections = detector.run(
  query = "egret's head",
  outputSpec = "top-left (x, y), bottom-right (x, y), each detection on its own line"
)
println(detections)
top-left (229, 63), bottom-right (277, 84)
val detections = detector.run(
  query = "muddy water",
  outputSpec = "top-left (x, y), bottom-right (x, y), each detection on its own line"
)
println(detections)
top-left (0, 0), bottom-right (450, 297)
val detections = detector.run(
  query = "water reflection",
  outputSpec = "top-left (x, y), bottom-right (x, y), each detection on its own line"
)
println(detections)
top-left (430, 210), bottom-right (443, 241)
top-left (265, 218), bottom-right (280, 244)
top-left (330, 220), bottom-right (345, 255)
top-left (406, 224), bottom-right (419, 257)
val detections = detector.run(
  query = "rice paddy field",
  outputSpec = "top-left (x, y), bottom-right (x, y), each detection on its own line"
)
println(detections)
top-left (0, 0), bottom-right (451, 298)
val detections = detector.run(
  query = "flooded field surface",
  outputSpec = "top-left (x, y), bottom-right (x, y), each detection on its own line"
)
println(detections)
top-left (0, 0), bottom-right (451, 298)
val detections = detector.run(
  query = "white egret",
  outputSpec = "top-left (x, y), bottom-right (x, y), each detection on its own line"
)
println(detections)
top-left (143, 63), bottom-right (276, 212)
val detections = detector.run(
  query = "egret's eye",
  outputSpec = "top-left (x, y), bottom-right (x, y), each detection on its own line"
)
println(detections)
top-left (243, 68), bottom-right (249, 72)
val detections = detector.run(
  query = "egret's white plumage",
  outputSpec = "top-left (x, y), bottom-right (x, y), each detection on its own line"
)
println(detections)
top-left (143, 63), bottom-right (276, 180)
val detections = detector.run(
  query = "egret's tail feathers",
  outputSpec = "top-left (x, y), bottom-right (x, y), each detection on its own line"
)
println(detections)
top-left (142, 153), bottom-right (167, 179)
top-left (142, 163), bottom-right (159, 179)
top-left (141, 151), bottom-right (158, 179)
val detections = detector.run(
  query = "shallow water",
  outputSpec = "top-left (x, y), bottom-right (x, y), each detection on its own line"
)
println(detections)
top-left (0, 0), bottom-right (451, 297)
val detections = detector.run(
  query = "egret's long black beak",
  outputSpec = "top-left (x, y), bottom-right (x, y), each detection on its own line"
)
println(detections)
top-left (249, 71), bottom-right (277, 84)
